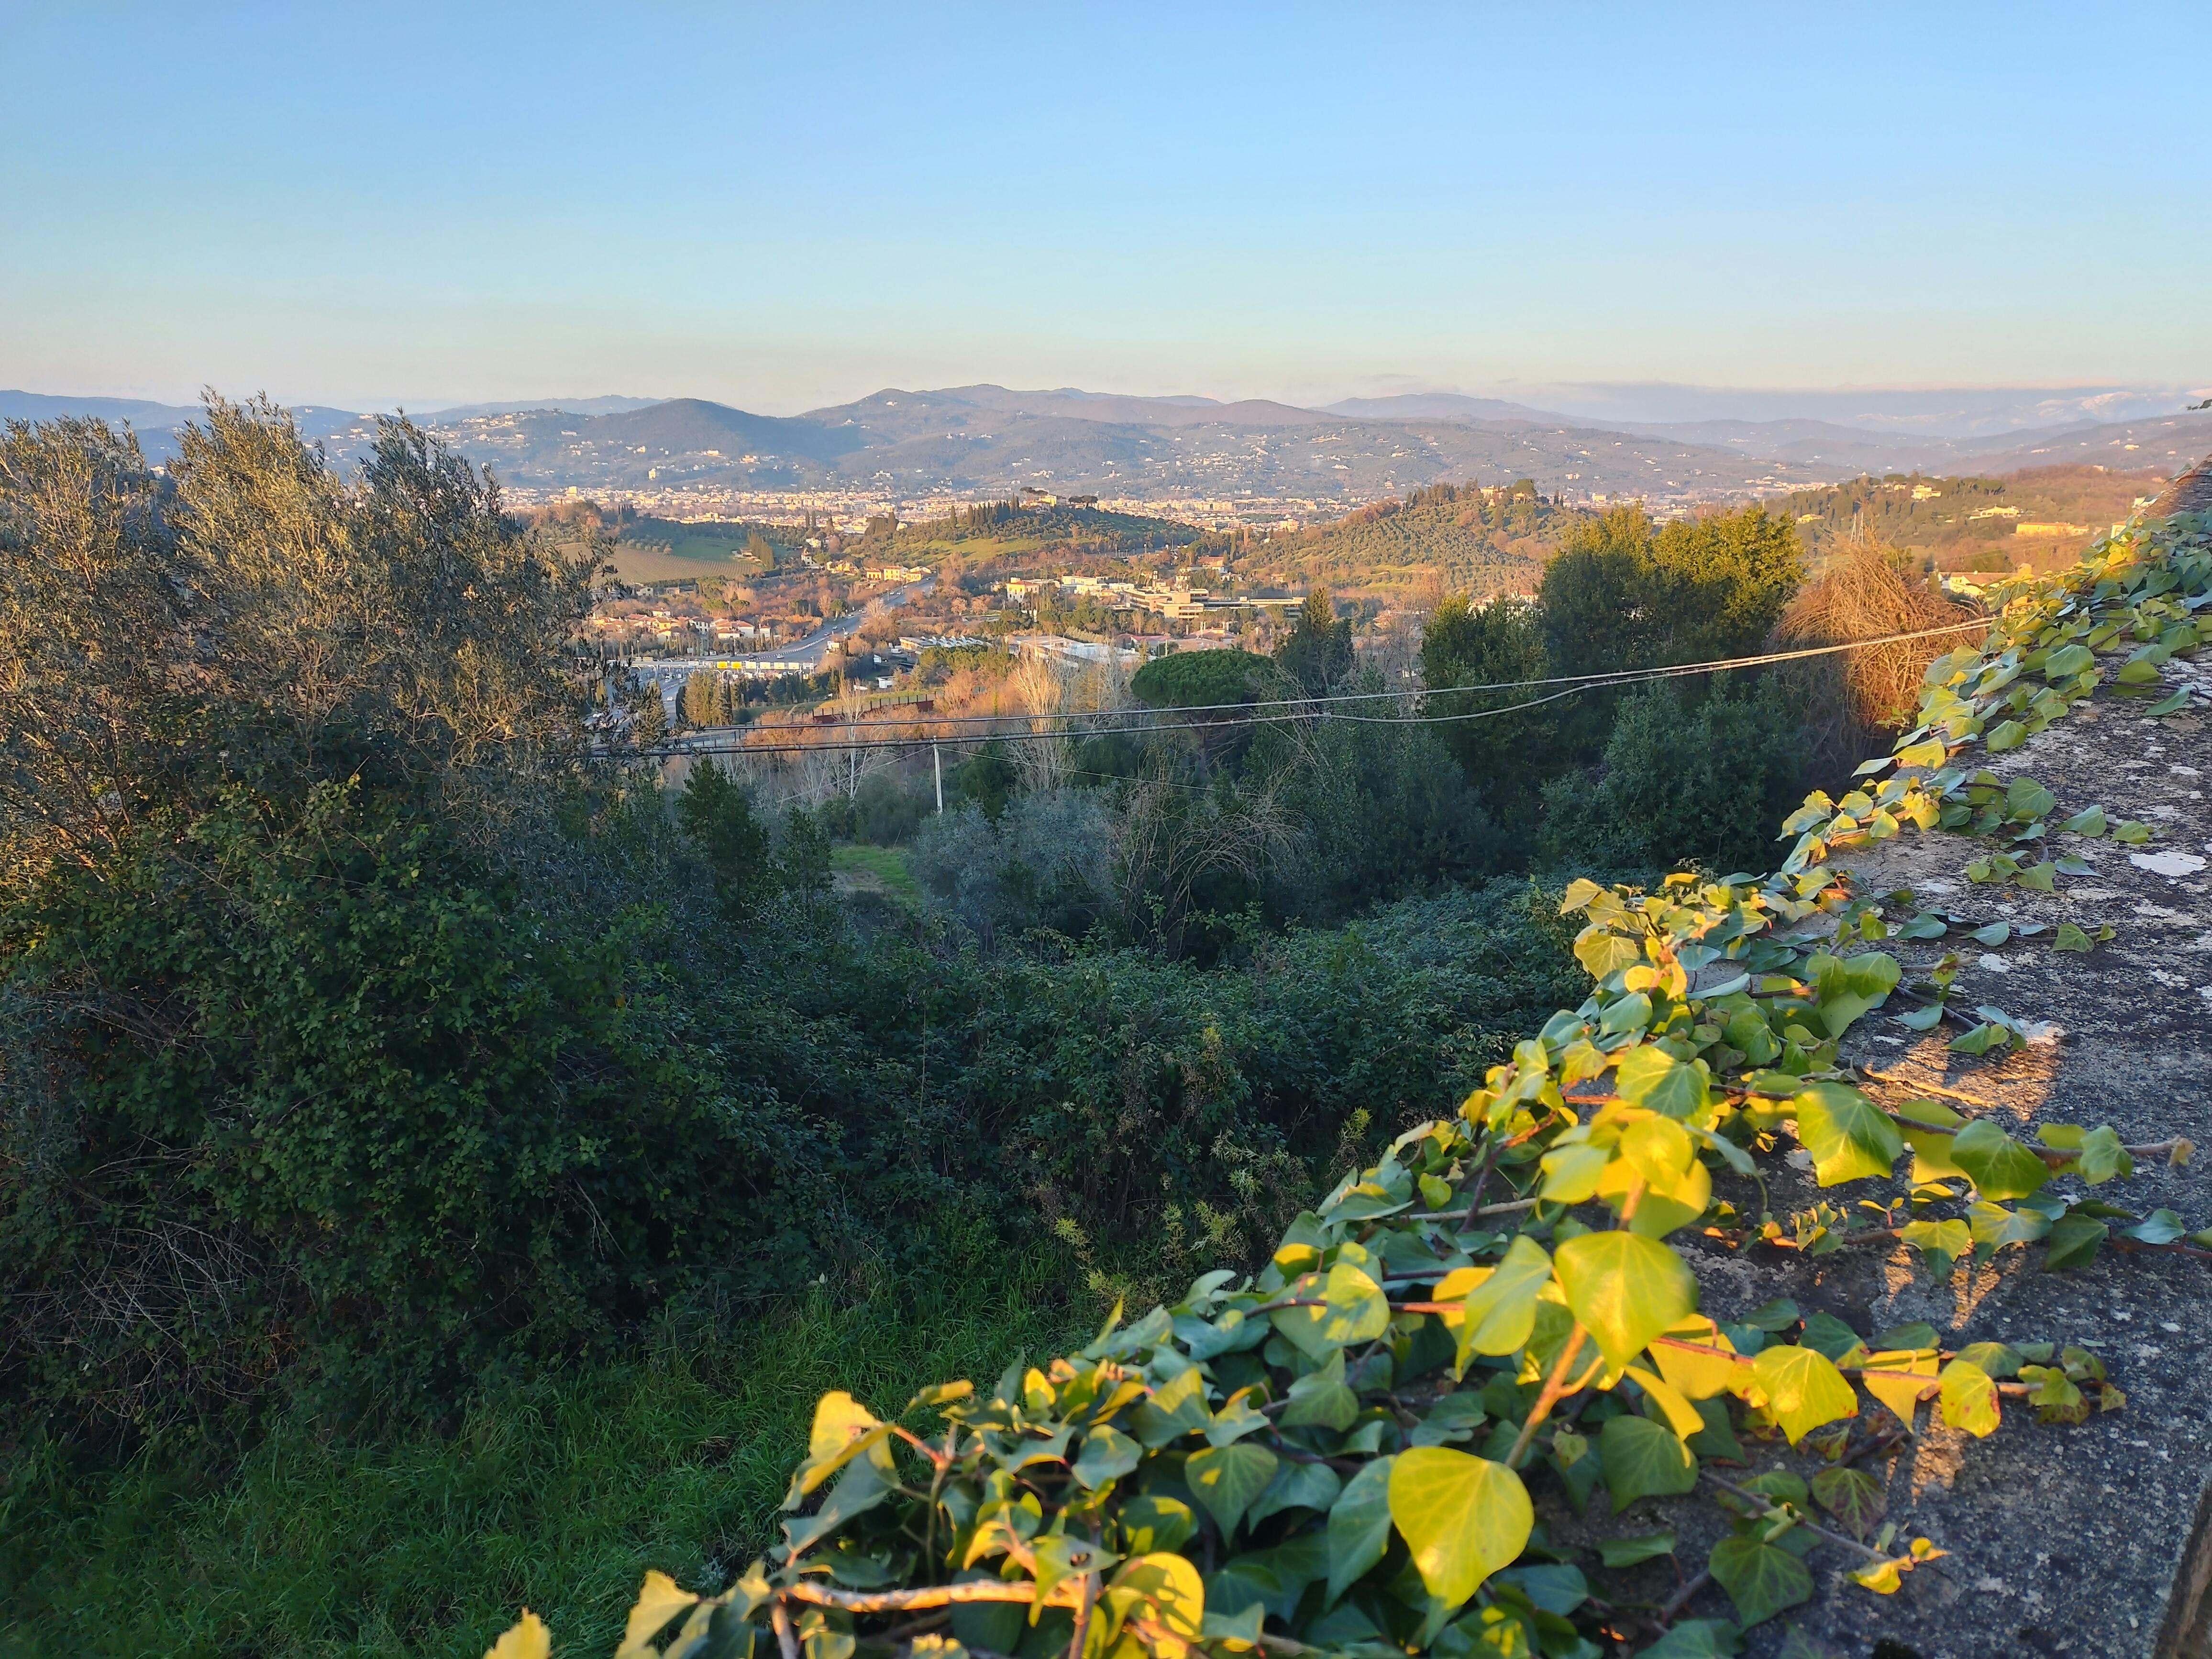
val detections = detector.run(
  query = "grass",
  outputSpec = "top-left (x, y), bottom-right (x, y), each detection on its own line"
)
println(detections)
top-left (829, 844), bottom-right (920, 904)
top-left (601, 543), bottom-right (757, 585)
top-left (0, 1279), bottom-right (1078, 1659)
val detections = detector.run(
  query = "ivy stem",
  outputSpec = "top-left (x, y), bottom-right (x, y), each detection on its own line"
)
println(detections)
top-left (1064, 1571), bottom-right (1096, 1659)
top-left (1701, 1473), bottom-right (1896, 1563)
top-left (1462, 1140), bottom-right (1500, 1215)
top-left (1504, 1323), bottom-right (1590, 1470)
top-left (1414, 1196), bottom-right (1540, 1225)
top-left (1657, 1570), bottom-right (1711, 1626)
top-left (772, 1598), bottom-right (802, 1659)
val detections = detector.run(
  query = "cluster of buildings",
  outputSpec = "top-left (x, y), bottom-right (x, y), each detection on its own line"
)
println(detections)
top-left (1001, 573), bottom-right (1303, 623)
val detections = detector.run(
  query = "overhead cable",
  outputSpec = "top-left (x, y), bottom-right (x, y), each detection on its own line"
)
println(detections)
top-left (634, 615), bottom-right (1991, 761)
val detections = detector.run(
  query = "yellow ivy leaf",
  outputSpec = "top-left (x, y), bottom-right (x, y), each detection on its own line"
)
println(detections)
top-left (1747, 1346), bottom-right (1857, 1444)
top-left (1386, 1448), bottom-right (1533, 1610)
top-left (1553, 1231), bottom-right (1698, 1371)
top-left (485, 1612), bottom-right (551, 1659)
top-left (617, 1573), bottom-right (699, 1659)
top-left (1649, 1316), bottom-right (1740, 1400)
top-left (1625, 1365), bottom-right (1706, 1439)
top-left (1938, 1360), bottom-right (2001, 1438)
top-left (1857, 1350), bottom-right (1937, 1424)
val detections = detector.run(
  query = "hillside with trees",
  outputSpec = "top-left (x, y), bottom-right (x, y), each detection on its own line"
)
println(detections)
top-left (15, 400), bottom-right (2195, 1658)
top-left (1771, 463), bottom-right (2167, 574)
top-left (1230, 478), bottom-right (1589, 602)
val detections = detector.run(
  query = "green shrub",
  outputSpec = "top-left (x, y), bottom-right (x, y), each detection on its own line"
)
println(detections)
top-left (1539, 677), bottom-right (1808, 877)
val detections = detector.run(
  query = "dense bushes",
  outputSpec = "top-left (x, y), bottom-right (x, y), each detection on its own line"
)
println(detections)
top-left (905, 791), bottom-right (1117, 946)
top-left (0, 406), bottom-right (828, 1435)
top-left (1538, 675), bottom-right (1809, 875)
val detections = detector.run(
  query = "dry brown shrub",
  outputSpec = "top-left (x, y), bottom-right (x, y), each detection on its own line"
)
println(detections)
top-left (1774, 533), bottom-right (1983, 778)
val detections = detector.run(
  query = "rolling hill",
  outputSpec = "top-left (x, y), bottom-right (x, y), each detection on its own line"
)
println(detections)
top-left (7, 385), bottom-right (2204, 518)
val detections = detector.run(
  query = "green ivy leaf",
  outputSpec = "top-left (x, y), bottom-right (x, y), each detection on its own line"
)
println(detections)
top-left (1796, 1312), bottom-right (1864, 1363)
top-left (2005, 776), bottom-right (2057, 819)
top-left (1072, 1424), bottom-right (1142, 1489)
top-left (1947, 1021), bottom-right (2006, 1055)
top-left (2145, 688), bottom-right (2195, 717)
top-left (1128, 1364), bottom-right (1213, 1447)
top-left (1185, 1441), bottom-right (1279, 1540)
top-left (1598, 989), bottom-right (1654, 1036)
top-left (1274, 1261), bottom-right (1391, 1360)
top-left (1616, 1046), bottom-right (1711, 1120)
top-left (2018, 1365), bottom-right (2089, 1424)
top-left (1790, 1083), bottom-right (1902, 1185)
top-left (2113, 820), bottom-right (2152, 845)
top-left (1723, 1006), bottom-right (1783, 1062)
top-left (1809, 1466), bottom-right (1886, 1542)
top-left (2052, 922), bottom-right (2094, 952)
top-left (1639, 1621), bottom-right (1741, 1659)
top-left (2042, 643), bottom-right (2094, 680)
top-left (1281, 1350), bottom-right (1360, 1432)
top-left (1246, 1458), bottom-right (1343, 1530)
top-left (1806, 951), bottom-right (1900, 1038)
top-left (1598, 1415), bottom-right (1696, 1513)
top-left (1708, 1535), bottom-right (1814, 1628)
top-left (2016, 862), bottom-right (2057, 892)
top-left (1553, 1230), bottom-right (1699, 1371)
top-left (2076, 1125), bottom-right (2132, 1184)
top-left (1206, 1391), bottom-right (1271, 1447)
top-left (1595, 1531), bottom-right (1677, 1569)
top-left (1951, 1120), bottom-right (2050, 1200)
top-left (1324, 1457), bottom-right (1396, 1604)
top-left (2043, 1213), bottom-right (2108, 1271)
top-left (1116, 1494), bottom-right (1196, 1555)
top-left (780, 1454), bottom-right (894, 1558)
top-left (1386, 1448), bottom-right (1534, 1611)
top-left (1898, 1218), bottom-right (1969, 1283)
top-left (2059, 804), bottom-right (2107, 837)
top-left (2124, 1208), bottom-right (2186, 1245)
top-left (1967, 1199), bottom-right (2051, 1251)
top-left (1688, 1397), bottom-right (1744, 1463)
top-left (1741, 1297), bottom-right (1801, 1332)
top-left (1985, 719), bottom-right (2027, 752)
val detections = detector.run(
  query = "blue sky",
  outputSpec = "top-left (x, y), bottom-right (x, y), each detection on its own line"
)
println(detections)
top-left (4, 2), bottom-right (2208, 413)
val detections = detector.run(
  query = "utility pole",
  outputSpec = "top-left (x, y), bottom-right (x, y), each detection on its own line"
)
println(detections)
top-left (933, 742), bottom-right (943, 814)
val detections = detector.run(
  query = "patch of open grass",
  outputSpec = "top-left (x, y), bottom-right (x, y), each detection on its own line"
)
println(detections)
top-left (829, 844), bottom-right (919, 903)
top-left (0, 1278), bottom-right (1076, 1659)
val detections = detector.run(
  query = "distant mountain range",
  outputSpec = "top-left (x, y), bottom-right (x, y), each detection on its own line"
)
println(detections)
top-left (6, 384), bottom-right (2206, 508)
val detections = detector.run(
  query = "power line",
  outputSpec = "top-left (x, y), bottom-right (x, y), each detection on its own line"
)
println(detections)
top-left (640, 616), bottom-right (1990, 744)
top-left (637, 617), bottom-right (1991, 761)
